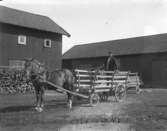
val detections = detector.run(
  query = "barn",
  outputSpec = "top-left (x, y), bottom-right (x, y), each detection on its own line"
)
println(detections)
top-left (0, 5), bottom-right (70, 71)
top-left (63, 33), bottom-right (167, 88)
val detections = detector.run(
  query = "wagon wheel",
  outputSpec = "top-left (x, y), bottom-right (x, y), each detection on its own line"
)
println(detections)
top-left (90, 93), bottom-right (100, 106)
top-left (115, 84), bottom-right (126, 102)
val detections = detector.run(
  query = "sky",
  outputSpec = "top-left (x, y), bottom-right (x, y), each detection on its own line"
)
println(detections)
top-left (1, 0), bottom-right (167, 53)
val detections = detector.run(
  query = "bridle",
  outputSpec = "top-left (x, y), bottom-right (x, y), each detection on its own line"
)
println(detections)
top-left (25, 59), bottom-right (46, 81)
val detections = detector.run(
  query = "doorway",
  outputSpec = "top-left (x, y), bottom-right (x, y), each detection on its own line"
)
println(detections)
top-left (152, 60), bottom-right (167, 88)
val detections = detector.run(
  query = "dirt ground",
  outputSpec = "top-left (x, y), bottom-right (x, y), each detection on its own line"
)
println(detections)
top-left (0, 89), bottom-right (167, 131)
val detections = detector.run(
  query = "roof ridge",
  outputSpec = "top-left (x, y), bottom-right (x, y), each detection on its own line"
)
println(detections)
top-left (72, 33), bottom-right (167, 47)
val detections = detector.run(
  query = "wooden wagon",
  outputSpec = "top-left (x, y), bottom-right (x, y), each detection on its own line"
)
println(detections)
top-left (45, 69), bottom-right (143, 106)
top-left (73, 69), bottom-right (143, 105)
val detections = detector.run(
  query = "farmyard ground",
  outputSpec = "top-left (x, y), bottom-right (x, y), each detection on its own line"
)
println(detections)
top-left (0, 89), bottom-right (167, 131)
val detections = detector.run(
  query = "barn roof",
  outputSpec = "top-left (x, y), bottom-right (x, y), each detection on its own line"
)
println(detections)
top-left (63, 33), bottom-right (167, 59)
top-left (0, 5), bottom-right (70, 37)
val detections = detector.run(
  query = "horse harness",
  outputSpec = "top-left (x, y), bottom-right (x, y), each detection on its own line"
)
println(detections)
top-left (30, 61), bottom-right (46, 83)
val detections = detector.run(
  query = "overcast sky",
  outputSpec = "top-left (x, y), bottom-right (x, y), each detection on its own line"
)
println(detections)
top-left (1, 0), bottom-right (167, 53)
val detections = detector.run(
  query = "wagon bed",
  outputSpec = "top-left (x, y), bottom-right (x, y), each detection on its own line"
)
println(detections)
top-left (74, 69), bottom-right (143, 102)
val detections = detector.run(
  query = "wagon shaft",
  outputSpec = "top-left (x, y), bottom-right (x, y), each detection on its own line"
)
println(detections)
top-left (46, 80), bottom-right (89, 99)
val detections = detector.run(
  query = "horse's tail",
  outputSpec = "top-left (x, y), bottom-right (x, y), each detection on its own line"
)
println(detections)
top-left (71, 69), bottom-right (77, 84)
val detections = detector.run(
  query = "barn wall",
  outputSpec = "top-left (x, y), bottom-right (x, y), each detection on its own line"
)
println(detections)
top-left (0, 23), bottom-right (62, 71)
top-left (0, 24), bottom-right (2, 66)
top-left (62, 59), bottom-right (73, 69)
top-left (119, 54), bottom-right (150, 85)
top-left (119, 53), bottom-right (167, 88)
top-left (63, 52), bottom-right (167, 88)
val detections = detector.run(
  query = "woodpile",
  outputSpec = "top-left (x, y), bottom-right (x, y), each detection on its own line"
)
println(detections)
top-left (0, 68), bottom-right (34, 94)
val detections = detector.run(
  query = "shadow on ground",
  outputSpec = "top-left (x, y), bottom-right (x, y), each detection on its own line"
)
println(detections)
top-left (155, 104), bottom-right (167, 108)
top-left (0, 105), bottom-right (33, 113)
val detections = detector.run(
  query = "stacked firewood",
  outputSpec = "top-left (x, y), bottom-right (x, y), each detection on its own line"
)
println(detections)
top-left (0, 69), bottom-right (34, 94)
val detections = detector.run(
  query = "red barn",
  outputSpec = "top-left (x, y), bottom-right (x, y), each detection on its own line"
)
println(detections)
top-left (0, 6), bottom-right (70, 71)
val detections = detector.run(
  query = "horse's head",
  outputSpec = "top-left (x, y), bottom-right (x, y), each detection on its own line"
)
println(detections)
top-left (24, 58), bottom-right (33, 81)
top-left (24, 58), bottom-right (46, 82)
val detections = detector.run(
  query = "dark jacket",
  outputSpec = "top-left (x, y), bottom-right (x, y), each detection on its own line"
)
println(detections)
top-left (106, 56), bottom-right (119, 71)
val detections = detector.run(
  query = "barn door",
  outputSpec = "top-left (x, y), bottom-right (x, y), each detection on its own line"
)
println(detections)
top-left (152, 60), bottom-right (167, 88)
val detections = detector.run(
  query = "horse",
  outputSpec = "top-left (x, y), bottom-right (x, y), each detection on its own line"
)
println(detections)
top-left (24, 58), bottom-right (74, 112)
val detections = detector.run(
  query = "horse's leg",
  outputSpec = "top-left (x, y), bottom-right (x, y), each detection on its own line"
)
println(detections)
top-left (63, 83), bottom-right (73, 109)
top-left (36, 85), bottom-right (45, 112)
top-left (67, 92), bottom-right (73, 109)
top-left (34, 82), bottom-right (43, 112)
top-left (136, 85), bottom-right (141, 94)
top-left (35, 88), bottom-right (40, 110)
top-left (40, 85), bottom-right (45, 108)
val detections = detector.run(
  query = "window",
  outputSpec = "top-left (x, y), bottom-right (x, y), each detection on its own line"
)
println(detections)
top-left (18, 35), bottom-right (26, 45)
top-left (44, 39), bottom-right (52, 48)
